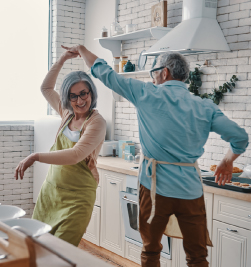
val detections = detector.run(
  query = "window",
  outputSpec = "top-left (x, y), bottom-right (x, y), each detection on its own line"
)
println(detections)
top-left (0, 0), bottom-right (49, 121)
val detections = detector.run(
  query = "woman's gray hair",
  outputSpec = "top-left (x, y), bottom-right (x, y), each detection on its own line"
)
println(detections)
top-left (158, 52), bottom-right (190, 82)
top-left (60, 71), bottom-right (98, 113)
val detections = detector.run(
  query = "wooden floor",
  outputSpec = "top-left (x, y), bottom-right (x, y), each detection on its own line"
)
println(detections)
top-left (78, 239), bottom-right (141, 267)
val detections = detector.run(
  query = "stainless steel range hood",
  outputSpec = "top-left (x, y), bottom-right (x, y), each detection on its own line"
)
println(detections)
top-left (143, 0), bottom-right (230, 56)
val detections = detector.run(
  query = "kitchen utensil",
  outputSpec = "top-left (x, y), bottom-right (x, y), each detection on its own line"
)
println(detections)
top-left (0, 221), bottom-right (76, 267)
top-left (134, 153), bottom-right (141, 164)
top-left (99, 140), bottom-right (118, 157)
top-left (232, 172), bottom-right (243, 177)
top-left (0, 254), bottom-right (7, 260)
top-left (119, 56), bottom-right (128, 73)
top-left (0, 221), bottom-right (36, 267)
top-left (101, 26), bottom-right (108, 37)
top-left (123, 60), bottom-right (135, 72)
top-left (110, 19), bottom-right (124, 36)
top-left (13, 226), bottom-right (76, 267)
top-left (240, 164), bottom-right (251, 178)
top-left (202, 177), bottom-right (251, 193)
top-left (212, 171), bottom-right (243, 178)
top-left (0, 205), bottom-right (26, 221)
top-left (0, 218), bottom-right (52, 239)
top-left (113, 56), bottom-right (120, 73)
top-left (138, 50), bottom-right (147, 71)
top-left (125, 24), bottom-right (136, 33)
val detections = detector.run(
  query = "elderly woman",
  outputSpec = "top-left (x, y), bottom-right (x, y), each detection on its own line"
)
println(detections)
top-left (15, 49), bottom-right (106, 246)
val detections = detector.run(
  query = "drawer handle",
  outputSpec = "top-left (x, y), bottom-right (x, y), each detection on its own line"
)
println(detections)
top-left (110, 182), bottom-right (117, 185)
top-left (248, 215), bottom-right (251, 218)
top-left (227, 228), bottom-right (238, 233)
top-left (122, 195), bottom-right (138, 204)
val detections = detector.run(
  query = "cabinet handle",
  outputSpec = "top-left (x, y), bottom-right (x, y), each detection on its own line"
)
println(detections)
top-left (110, 182), bottom-right (117, 185)
top-left (248, 215), bottom-right (251, 218)
top-left (226, 228), bottom-right (238, 233)
top-left (122, 195), bottom-right (138, 204)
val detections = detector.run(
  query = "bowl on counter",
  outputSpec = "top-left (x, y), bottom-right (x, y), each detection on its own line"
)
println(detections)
top-left (0, 205), bottom-right (26, 221)
top-left (0, 218), bottom-right (52, 239)
top-left (231, 172), bottom-right (243, 178)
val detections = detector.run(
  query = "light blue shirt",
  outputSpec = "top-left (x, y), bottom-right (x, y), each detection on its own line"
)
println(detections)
top-left (91, 58), bottom-right (249, 199)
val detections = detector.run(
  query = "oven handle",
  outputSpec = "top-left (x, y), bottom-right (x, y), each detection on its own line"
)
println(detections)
top-left (122, 195), bottom-right (138, 204)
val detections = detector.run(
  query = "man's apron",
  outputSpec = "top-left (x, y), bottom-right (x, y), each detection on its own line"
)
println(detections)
top-left (32, 113), bottom-right (97, 246)
top-left (138, 153), bottom-right (213, 247)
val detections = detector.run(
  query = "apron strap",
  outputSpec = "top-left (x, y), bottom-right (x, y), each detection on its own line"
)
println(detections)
top-left (141, 154), bottom-right (201, 224)
top-left (80, 109), bottom-right (93, 133)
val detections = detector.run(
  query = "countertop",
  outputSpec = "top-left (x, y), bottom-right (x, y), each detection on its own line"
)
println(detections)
top-left (97, 156), bottom-right (251, 202)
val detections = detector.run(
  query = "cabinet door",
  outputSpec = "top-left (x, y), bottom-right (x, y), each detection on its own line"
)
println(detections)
top-left (212, 220), bottom-right (251, 267)
top-left (100, 170), bottom-right (126, 256)
top-left (83, 206), bottom-right (100, 246)
top-left (174, 192), bottom-right (213, 267)
top-left (125, 241), bottom-right (171, 267)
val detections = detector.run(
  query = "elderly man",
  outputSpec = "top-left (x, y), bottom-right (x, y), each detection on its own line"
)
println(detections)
top-left (62, 45), bottom-right (248, 267)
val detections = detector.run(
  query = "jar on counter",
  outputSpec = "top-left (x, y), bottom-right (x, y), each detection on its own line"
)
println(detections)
top-left (101, 26), bottom-right (108, 37)
top-left (119, 56), bottom-right (128, 73)
top-left (113, 57), bottom-right (120, 73)
top-left (134, 153), bottom-right (140, 164)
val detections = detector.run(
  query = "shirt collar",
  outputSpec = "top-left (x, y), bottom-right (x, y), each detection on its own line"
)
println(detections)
top-left (162, 80), bottom-right (188, 90)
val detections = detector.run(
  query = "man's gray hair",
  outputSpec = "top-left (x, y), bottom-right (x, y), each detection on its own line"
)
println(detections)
top-left (158, 52), bottom-right (190, 82)
top-left (60, 71), bottom-right (98, 113)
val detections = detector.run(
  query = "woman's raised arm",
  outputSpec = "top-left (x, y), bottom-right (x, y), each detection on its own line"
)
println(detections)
top-left (41, 50), bottom-right (79, 117)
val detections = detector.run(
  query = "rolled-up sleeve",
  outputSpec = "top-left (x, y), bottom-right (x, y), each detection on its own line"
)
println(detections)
top-left (91, 58), bottom-right (145, 106)
top-left (211, 108), bottom-right (249, 154)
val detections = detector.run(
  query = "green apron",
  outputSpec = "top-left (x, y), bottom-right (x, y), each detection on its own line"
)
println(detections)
top-left (32, 113), bottom-right (97, 246)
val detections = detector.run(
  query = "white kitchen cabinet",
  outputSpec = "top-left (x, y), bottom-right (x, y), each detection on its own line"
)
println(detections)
top-left (212, 195), bottom-right (251, 267)
top-left (213, 195), bottom-right (251, 231)
top-left (212, 220), bottom-right (251, 267)
top-left (84, 206), bottom-right (101, 246)
top-left (173, 192), bottom-right (213, 267)
top-left (83, 168), bottom-right (102, 245)
top-left (125, 241), bottom-right (172, 267)
top-left (100, 170), bottom-right (127, 256)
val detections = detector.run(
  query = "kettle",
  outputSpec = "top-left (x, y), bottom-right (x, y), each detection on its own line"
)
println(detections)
top-left (123, 60), bottom-right (135, 72)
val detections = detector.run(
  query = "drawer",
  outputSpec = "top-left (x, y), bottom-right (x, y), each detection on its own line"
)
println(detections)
top-left (213, 195), bottom-right (251, 230)
top-left (95, 186), bottom-right (101, 207)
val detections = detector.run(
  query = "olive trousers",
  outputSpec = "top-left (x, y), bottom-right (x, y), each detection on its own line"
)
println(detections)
top-left (139, 185), bottom-right (209, 267)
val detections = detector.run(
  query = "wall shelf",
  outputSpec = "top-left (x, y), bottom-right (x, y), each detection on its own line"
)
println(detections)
top-left (94, 27), bottom-right (171, 57)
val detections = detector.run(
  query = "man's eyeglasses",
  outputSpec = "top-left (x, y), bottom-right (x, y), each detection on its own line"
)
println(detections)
top-left (69, 91), bottom-right (90, 102)
top-left (149, 66), bottom-right (165, 79)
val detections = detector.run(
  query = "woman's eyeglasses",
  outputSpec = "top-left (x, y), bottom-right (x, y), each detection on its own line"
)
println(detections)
top-left (149, 66), bottom-right (165, 79)
top-left (69, 91), bottom-right (90, 102)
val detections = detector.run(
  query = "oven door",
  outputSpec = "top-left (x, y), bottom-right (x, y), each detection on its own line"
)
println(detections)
top-left (119, 191), bottom-right (171, 259)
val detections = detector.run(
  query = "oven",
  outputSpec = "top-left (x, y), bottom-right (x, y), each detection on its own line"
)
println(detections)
top-left (119, 175), bottom-right (172, 259)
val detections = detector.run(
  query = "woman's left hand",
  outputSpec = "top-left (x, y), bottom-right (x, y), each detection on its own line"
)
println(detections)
top-left (15, 153), bottom-right (38, 180)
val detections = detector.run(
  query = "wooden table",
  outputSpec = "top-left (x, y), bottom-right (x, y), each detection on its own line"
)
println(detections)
top-left (0, 233), bottom-right (113, 267)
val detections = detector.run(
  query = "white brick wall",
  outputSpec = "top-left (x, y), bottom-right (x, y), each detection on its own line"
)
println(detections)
top-left (0, 125), bottom-right (35, 217)
top-left (51, 0), bottom-right (86, 115)
top-left (114, 0), bottom-right (251, 169)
